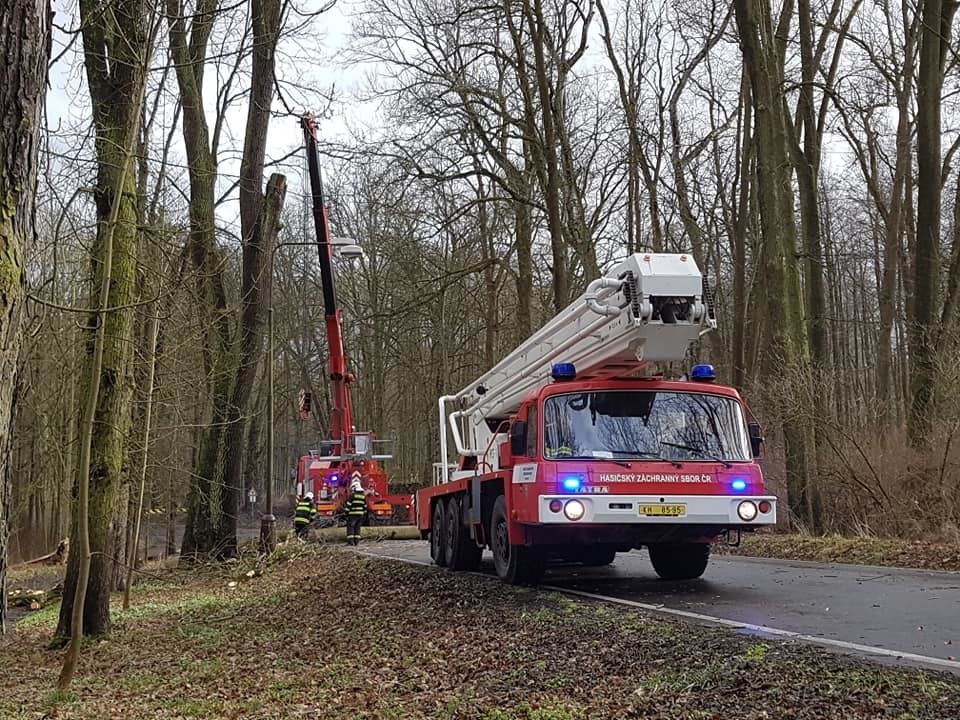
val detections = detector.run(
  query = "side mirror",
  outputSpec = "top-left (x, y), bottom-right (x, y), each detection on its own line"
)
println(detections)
top-left (748, 422), bottom-right (764, 458)
top-left (510, 421), bottom-right (528, 457)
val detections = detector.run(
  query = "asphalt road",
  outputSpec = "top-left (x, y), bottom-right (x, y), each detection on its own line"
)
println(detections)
top-left (358, 539), bottom-right (960, 674)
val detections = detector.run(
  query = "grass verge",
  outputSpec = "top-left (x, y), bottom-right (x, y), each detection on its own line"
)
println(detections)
top-left (0, 543), bottom-right (957, 719)
top-left (715, 531), bottom-right (960, 571)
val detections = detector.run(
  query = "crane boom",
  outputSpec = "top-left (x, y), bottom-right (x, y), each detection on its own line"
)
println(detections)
top-left (301, 115), bottom-right (353, 450)
top-left (439, 253), bottom-right (716, 476)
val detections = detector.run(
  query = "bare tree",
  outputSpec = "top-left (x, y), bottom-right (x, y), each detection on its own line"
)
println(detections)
top-left (833, 0), bottom-right (919, 423)
top-left (214, 0), bottom-right (288, 555)
top-left (55, 0), bottom-right (156, 686)
top-left (910, 0), bottom-right (958, 444)
top-left (166, 0), bottom-right (244, 556)
top-left (0, 0), bottom-right (50, 634)
top-left (733, 0), bottom-right (818, 528)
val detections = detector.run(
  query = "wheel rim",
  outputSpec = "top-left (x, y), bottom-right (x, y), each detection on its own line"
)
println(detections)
top-left (445, 501), bottom-right (457, 559)
top-left (432, 504), bottom-right (444, 558)
top-left (492, 518), bottom-right (510, 569)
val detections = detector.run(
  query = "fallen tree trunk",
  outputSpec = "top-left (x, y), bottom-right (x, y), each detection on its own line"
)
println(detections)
top-left (261, 526), bottom-right (422, 545)
top-left (16, 539), bottom-right (69, 567)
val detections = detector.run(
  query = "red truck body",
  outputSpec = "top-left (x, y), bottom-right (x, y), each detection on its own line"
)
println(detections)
top-left (298, 451), bottom-right (412, 525)
top-left (418, 375), bottom-right (774, 582)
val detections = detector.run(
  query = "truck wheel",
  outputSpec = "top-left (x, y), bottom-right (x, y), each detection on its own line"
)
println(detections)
top-left (647, 542), bottom-right (709, 580)
top-left (490, 495), bottom-right (545, 585)
top-left (430, 499), bottom-right (448, 567)
top-left (445, 495), bottom-right (482, 571)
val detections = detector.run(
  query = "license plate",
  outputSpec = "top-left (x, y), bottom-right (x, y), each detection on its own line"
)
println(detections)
top-left (639, 504), bottom-right (686, 517)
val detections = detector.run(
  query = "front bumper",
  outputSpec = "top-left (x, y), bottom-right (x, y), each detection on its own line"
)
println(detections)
top-left (537, 494), bottom-right (777, 526)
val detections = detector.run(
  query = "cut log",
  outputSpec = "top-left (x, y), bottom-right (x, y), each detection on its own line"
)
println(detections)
top-left (309, 525), bottom-right (422, 542)
top-left (7, 588), bottom-right (48, 608)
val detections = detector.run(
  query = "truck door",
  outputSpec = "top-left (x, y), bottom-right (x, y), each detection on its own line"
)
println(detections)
top-left (509, 403), bottom-right (539, 516)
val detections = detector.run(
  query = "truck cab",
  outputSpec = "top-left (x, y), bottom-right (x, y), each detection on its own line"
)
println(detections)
top-left (510, 371), bottom-right (770, 532)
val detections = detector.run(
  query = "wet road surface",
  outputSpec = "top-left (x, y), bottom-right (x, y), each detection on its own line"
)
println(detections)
top-left (358, 539), bottom-right (960, 674)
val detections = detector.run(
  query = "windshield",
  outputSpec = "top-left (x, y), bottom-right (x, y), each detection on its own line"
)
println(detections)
top-left (542, 391), bottom-right (751, 462)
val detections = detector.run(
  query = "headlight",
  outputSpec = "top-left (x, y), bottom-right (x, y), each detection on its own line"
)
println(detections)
top-left (564, 499), bottom-right (585, 521)
top-left (737, 501), bottom-right (758, 521)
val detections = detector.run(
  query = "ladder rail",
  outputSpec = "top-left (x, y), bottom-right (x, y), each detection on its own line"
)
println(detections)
top-left (438, 253), bottom-right (715, 471)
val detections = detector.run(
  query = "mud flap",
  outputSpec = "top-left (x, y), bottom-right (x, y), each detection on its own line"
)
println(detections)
top-left (470, 475), bottom-right (482, 525)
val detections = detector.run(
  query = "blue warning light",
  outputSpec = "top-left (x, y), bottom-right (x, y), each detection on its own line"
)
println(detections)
top-left (691, 364), bottom-right (716, 381)
top-left (551, 362), bottom-right (577, 381)
top-left (731, 477), bottom-right (747, 492)
top-left (561, 475), bottom-right (583, 492)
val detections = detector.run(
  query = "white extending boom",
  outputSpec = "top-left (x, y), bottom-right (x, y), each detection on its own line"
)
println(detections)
top-left (438, 253), bottom-right (716, 482)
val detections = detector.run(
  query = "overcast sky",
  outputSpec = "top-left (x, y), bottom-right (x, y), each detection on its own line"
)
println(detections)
top-left (45, 0), bottom-right (377, 240)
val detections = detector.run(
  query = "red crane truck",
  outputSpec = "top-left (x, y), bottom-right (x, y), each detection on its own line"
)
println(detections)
top-left (417, 253), bottom-right (776, 584)
top-left (295, 116), bottom-right (412, 526)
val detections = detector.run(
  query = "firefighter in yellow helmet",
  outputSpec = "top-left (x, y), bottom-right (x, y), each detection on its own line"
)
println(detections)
top-left (293, 492), bottom-right (316, 539)
top-left (345, 480), bottom-right (367, 545)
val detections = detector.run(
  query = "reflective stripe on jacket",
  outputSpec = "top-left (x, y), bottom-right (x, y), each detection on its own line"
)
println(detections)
top-left (294, 500), bottom-right (316, 525)
top-left (346, 490), bottom-right (367, 516)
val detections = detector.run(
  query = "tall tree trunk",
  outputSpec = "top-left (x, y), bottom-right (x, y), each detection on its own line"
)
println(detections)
top-left (942, 175), bottom-right (960, 333)
top-left (733, 0), bottom-right (815, 529)
top-left (514, 146), bottom-right (535, 343)
top-left (209, 0), bottom-right (286, 556)
top-left (0, 0), bottom-right (49, 634)
top-left (168, 0), bottom-right (240, 556)
top-left (731, 70), bottom-right (753, 389)
top-left (476, 171), bottom-right (498, 367)
top-left (877, 69), bottom-right (913, 422)
top-left (793, 0), bottom-right (829, 372)
top-left (909, 0), bottom-right (957, 444)
top-left (514, 183), bottom-right (533, 342)
top-left (55, 0), bottom-right (150, 644)
top-left (522, 0), bottom-right (568, 310)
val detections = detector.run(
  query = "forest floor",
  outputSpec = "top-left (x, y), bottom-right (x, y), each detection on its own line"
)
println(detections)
top-left (715, 530), bottom-right (960, 571)
top-left (2, 543), bottom-right (960, 720)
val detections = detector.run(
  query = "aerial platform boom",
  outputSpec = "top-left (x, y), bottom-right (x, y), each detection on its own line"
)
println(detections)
top-left (439, 253), bottom-right (715, 478)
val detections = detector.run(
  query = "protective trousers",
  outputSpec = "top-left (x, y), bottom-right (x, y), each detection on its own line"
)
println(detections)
top-left (346, 515), bottom-right (362, 545)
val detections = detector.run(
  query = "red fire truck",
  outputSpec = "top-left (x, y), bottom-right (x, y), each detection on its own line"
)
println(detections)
top-left (294, 116), bottom-right (412, 526)
top-left (296, 447), bottom-right (404, 525)
top-left (417, 253), bottom-right (776, 584)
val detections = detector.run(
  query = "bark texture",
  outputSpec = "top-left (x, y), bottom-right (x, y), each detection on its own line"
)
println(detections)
top-left (0, 0), bottom-right (49, 634)
top-left (167, 0), bottom-right (236, 556)
top-left (909, 0), bottom-right (957, 444)
top-left (55, 0), bottom-right (148, 640)
top-left (733, 0), bottom-right (816, 528)
top-left (181, 0), bottom-right (285, 557)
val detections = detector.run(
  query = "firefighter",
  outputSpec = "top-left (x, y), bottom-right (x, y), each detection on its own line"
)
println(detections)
top-left (345, 481), bottom-right (367, 545)
top-left (293, 491), bottom-right (316, 539)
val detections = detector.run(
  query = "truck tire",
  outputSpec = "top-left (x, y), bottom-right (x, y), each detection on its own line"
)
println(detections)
top-left (445, 495), bottom-right (483, 571)
top-left (647, 542), bottom-right (709, 580)
top-left (430, 498), bottom-right (448, 567)
top-left (490, 495), bottom-right (545, 585)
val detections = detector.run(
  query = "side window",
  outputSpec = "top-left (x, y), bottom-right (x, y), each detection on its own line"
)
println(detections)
top-left (526, 405), bottom-right (538, 457)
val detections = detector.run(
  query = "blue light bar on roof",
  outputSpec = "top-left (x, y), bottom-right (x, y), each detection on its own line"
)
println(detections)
top-left (551, 362), bottom-right (577, 381)
top-left (690, 363), bottom-right (716, 381)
